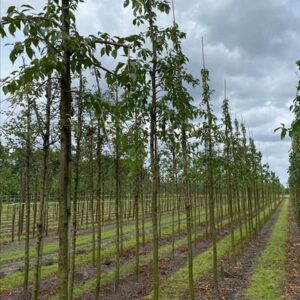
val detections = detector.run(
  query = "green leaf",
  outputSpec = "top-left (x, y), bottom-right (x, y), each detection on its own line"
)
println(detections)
top-left (7, 6), bottom-right (15, 15)
top-left (2, 85), bottom-right (8, 95)
top-left (25, 45), bottom-right (34, 59)
top-left (100, 47), bottom-right (105, 56)
top-left (21, 4), bottom-right (34, 9)
top-left (15, 19), bottom-right (21, 30)
top-left (0, 25), bottom-right (7, 38)
top-left (9, 50), bottom-right (17, 64)
top-left (281, 127), bottom-right (287, 140)
top-left (32, 37), bottom-right (39, 47)
top-left (8, 23), bottom-right (16, 36)
top-left (23, 25), bottom-right (29, 36)
top-left (111, 49), bottom-right (117, 59)
top-left (274, 127), bottom-right (281, 133)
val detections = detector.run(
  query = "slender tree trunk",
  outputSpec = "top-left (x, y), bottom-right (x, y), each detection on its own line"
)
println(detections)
top-left (88, 124), bottom-right (96, 266)
top-left (181, 125), bottom-right (194, 299)
top-left (33, 78), bottom-right (52, 300)
top-left (23, 95), bottom-right (31, 299)
top-left (58, 1), bottom-right (72, 298)
top-left (149, 43), bottom-right (160, 300)
top-left (20, 169), bottom-right (25, 239)
top-left (12, 204), bottom-right (16, 242)
top-left (134, 111), bottom-right (141, 280)
top-left (114, 86), bottom-right (121, 290)
top-left (241, 186), bottom-right (248, 237)
top-left (227, 174), bottom-right (234, 251)
top-left (171, 141), bottom-right (178, 257)
top-left (235, 185), bottom-right (243, 240)
top-left (32, 178), bottom-right (38, 238)
top-left (95, 121), bottom-right (102, 299)
top-left (69, 71), bottom-right (83, 299)
top-left (0, 196), bottom-right (2, 236)
top-left (134, 166), bottom-right (140, 280)
top-left (141, 178), bottom-right (145, 248)
top-left (147, 6), bottom-right (160, 298)
top-left (208, 143), bottom-right (218, 297)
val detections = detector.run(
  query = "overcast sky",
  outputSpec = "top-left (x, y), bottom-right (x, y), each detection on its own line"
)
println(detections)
top-left (1, 0), bottom-right (299, 184)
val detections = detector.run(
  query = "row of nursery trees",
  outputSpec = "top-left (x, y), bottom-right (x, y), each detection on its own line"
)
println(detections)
top-left (287, 60), bottom-right (300, 228)
top-left (0, 0), bottom-right (282, 299)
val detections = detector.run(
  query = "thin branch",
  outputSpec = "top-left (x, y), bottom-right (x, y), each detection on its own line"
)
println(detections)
top-left (171, 0), bottom-right (176, 26)
top-left (0, 16), bottom-right (61, 29)
top-left (31, 98), bottom-right (46, 135)
top-left (93, 38), bottom-right (131, 49)
top-left (201, 36), bottom-right (205, 69)
top-left (93, 66), bottom-right (109, 140)
top-left (99, 65), bottom-right (114, 75)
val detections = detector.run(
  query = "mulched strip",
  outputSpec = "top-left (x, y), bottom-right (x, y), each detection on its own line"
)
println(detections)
top-left (284, 205), bottom-right (300, 299)
top-left (193, 205), bottom-right (281, 300)
top-left (80, 225), bottom-right (232, 300)
top-left (1, 218), bottom-right (210, 300)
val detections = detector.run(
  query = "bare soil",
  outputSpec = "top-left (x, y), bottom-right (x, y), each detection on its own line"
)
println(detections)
top-left (192, 206), bottom-right (281, 300)
top-left (80, 224), bottom-right (232, 300)
top-left (0, 217), bottom-right (212, 299)
top-left (284, 205), bottom-right (300, 299)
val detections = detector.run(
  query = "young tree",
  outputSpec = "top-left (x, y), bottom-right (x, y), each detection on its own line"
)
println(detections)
top-left (32, 76), bottom-right (56, 300)
top-left (120, 1), bottom-right (170, 297)
top-left (69, 71), bottom-right (84, 298)
top-left (114, 85), bottom-right (122, 289)
top-left (200, 40), bottom-right (219, 297)
top-left (221, 96), bottom-right (235, 251)
top-left (23, 91), bottom-right (32, 299)
top-left (278, 60), bottom-right (300, 227)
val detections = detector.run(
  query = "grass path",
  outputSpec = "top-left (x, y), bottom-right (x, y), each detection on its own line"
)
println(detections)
top-left (0, 211), bottom-right (189, 263)
top-left (245, 199), bottom-right (288, 299)
top-left (0, 210), bottom-right (207, 293)
top-left (70, 205), bottom-right (273, 300)
top-left (51, 214), bottom-right (230, 300)
top-left (144, 203), bottom-right (280, 299)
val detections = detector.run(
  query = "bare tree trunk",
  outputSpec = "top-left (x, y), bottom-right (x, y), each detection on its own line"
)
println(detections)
top-left (23, 94), bottom-right (31, 299)
top-left (134, 111), bottom-right (141, 280)
top-left (95, 121), bottom-right (102, 299)
top-left (88, 122), bottom-right (96, 266)
top-left (69, 71), bottom-right (83, 299)
top-left (181, 125), bottom-right (194, 299)
top-left (114, 86), bottom-right (121, 290)
top-left (208, 142), bottom-right (218, 297)
top-left (33, 77), bottom-right (52, 300)
top-left (147, 5), bottom-right (160, 298)
top-left (149, 44), bottom-right (160, 300)
top-left (58, 1), bottom-right (72, 298)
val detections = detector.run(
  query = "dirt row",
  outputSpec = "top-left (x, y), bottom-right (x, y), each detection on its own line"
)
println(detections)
top-left (72, 208), bottom-right (279, 299)
top-left (285, 205), bottom-right (300, 299)
top-left (3, 202), bottom-right (299, 300)
top-left (0, 212), bottom-right (179, 276)
top-left (194, 204), bottom-right (281, 299)
top-left (0, 213), bottom-right (213, 299)
top-left (190, 202), bottom-right (299, 300)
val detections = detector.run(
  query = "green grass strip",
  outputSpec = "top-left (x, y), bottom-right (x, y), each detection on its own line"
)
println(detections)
top-left (0, 210), bottom-right (201, 292)
top-left (51, 213), bottom-right (230, 300)
top-left (0, 211), bottom-right (184, 262)
top-left (245, 200), bottom-right (288, 300)
top-left (146, 204), bottom-right (278, 299)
